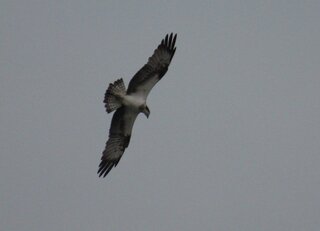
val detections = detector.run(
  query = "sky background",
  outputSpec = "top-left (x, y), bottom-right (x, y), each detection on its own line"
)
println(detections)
top-left (1, 1), bottom-right (320, 230)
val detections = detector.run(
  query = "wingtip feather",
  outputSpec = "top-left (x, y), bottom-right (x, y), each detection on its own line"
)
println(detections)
top-left (98, 160), bottom-right (115, 178)
top-left (171, 34), bottom-right (177, 50)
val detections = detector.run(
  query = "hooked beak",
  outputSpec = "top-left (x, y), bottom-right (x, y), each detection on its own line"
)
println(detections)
top-left (144, 106), bottom-right (150, 118)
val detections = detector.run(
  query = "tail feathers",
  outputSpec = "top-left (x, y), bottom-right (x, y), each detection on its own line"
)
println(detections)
top-left (104, 78), bottom-right (126, 113)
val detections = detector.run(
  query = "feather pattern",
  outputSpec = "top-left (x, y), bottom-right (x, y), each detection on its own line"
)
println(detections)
top-left (98, 107), bottom-right (138, 177)
top-left (127, 33), bottom-right (177, 99)
top-left (104, 78), bottom-right (126, 113)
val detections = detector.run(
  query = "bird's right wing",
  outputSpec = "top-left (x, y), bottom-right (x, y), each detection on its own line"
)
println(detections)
top-left (126, 33), bottom-right (177, 99)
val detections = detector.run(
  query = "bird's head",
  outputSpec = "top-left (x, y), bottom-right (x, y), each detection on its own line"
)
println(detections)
top-left (143, 105), bottom-right (150, 118)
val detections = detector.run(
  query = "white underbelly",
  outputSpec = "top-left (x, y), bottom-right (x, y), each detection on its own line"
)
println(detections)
top-left (122, 95), bottom-right (145, 109)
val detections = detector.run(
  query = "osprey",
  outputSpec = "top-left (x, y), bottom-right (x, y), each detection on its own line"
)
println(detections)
top-left (98, 33), bottom-right (177, 177)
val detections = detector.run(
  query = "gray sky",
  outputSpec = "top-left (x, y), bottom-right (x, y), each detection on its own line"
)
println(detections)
top-left (1, 1), bottom-right (320, 230)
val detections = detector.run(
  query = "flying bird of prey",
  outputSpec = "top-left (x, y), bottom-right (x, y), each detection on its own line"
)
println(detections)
top-left (98, 33), bottom-right (177, 177)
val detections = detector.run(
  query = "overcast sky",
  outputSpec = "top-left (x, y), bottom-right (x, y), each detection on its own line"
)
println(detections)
top-left (1, 1), bottom-right (320, 230)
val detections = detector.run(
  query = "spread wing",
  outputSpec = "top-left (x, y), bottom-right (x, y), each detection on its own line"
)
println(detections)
top-left (126, 33), bottom-right (177, 99)
top-left (98, 107), bottom-right (139, 177)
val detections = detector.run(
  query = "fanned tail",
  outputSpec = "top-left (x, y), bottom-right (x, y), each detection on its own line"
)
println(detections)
top-left (104, 78), bottom-right (126, 113)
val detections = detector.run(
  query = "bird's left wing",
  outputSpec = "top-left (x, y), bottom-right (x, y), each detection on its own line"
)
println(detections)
top-left (98, 107), bottom-right (139, 177)
top-left (126, 33), bottom-right (177, 99)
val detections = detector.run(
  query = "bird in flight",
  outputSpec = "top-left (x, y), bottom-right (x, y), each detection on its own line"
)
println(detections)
top-left (98, 33), bottom-right (177, 177)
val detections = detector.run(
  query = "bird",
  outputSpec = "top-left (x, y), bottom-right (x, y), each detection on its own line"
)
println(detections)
top-left (98, 33), bottom-right (177, 177)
